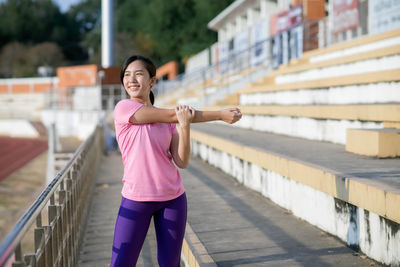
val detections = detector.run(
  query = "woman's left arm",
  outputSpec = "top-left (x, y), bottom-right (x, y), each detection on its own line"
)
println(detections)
top-left (170, 105), bottom-right (194, 169)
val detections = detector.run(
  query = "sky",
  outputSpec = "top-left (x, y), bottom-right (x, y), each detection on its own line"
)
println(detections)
top-left (53, 0), bottom-right (83, 13)
top-left (0, 0), bottom-right (84, 13)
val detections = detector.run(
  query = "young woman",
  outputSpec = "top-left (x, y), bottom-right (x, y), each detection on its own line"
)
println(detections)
top-left (111, 55), bottom-right (242, 266)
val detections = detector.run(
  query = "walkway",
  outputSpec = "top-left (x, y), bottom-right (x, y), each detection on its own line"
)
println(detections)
top-left (78, 152), bottom-right (158, 267)
top-left (78, 150), bottom-right (380, 266)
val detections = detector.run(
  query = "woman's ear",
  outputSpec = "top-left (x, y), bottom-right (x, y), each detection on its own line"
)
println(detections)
top-left (150, 77), bottom-right (157, 88)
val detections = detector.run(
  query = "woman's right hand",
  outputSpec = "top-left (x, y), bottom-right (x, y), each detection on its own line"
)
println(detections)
top-left (221, 108), bottom-right (242, 124)
top-left (175, 105), bottom-right (195, 127)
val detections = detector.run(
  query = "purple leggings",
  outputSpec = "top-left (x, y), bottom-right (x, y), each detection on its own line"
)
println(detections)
top-left (110, 193), bottom-right (187, 267)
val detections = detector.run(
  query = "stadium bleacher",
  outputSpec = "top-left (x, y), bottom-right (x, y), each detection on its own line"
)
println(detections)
top-left (159, 27), bottom-right (400, 265)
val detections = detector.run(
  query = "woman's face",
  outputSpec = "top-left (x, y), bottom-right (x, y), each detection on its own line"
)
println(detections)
top-left (123, 60), bottom-right (155, 102)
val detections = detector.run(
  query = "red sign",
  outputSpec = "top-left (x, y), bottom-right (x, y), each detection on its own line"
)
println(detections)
top-left (333, 0), bottom-right (359, 33)
top-left (271, 5), bottom-right (302, 35)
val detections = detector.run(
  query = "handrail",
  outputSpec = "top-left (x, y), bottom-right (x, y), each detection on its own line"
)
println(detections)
top-left (0, 124), bottom-right (104, 267)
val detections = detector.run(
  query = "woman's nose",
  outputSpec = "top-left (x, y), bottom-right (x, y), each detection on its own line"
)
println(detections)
top-left (128, 75), bottom-right (137, 82)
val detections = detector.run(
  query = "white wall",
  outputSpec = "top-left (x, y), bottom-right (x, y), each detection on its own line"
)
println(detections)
top-left (0, 120), bottom-right (39, 137)
top-left (240, 82), bottom-right (400, 105)
top-left (41, 109), bottom-right (103, 140)
top-left (186, 49), bottom-right (210, 74)
top-left (73, 86), bottom-right (102, 111)
top-left (227, 116), bottom-right (382, 144)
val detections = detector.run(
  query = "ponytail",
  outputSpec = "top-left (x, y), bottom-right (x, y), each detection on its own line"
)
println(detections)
top-left (150, 91), bottom-right (155, 105)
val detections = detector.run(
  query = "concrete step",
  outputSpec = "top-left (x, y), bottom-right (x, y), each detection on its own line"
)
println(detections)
top-left (181, 156), bottom-right (381, 266)
top-left (189, 123), bottom-right (400, 266)
top-left (200, 104), bottom-right (400, 145)
top-left (238, 69), bottom-right (400, 95)
top-left (272, 44), bottom-right (400, 76)
top-left (346, 128), bottom-right (400, 158)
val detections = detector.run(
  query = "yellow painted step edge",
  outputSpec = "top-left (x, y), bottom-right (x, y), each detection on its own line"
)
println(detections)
top-left (190, 129), bottom-right (400, 225)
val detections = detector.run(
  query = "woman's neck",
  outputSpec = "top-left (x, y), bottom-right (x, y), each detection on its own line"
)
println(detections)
top-left (130, 97), bottom-right (152, 106)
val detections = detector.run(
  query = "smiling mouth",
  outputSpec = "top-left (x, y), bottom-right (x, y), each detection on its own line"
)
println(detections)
top-left (127, 84), bottom-right (140, 91)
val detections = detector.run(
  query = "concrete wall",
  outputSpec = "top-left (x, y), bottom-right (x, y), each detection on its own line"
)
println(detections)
top-left (0, 120), bottom-right (39, 137)
top-left (41, 109), bottom-right (103, 140)
top-left (73, 86), bottom-right (101, 111)
top-left (186, 49), bottom-right (210, 74)
top-left (227, 116), bottom-right (382, 144)
top-left (240, 82), bottom-right (400, 105)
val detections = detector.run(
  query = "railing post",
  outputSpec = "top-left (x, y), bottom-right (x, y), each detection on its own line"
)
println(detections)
top-left (34, 226), bottom-right (45, 267)
top-left (48, 204), bottom-right (58, 266)
top-left (65, 177), bottom-right (74, 265)
top-left (43, 226), bottom-right (52, 267)
top-left (11, 243), bottom-right (26, 267)
top-left (24, 254), bottom-right (36, 267)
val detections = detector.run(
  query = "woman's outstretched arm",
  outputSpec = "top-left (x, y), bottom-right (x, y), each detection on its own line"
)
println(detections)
top-left (130, 106), bottom-right (242, 125)
top-left (191, 108), bottom-right (242, 124)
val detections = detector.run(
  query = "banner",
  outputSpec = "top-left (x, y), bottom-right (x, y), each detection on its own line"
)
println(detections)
top-left (234, 29), bottom-right (249, 55)
top-left (369, 0), bottom-right (400, 34)
top-left (218, 40), bottom-right (229, 74)
top-left (233, 29), bottom-right (249, 70)
top-left (290, 26), bottom-right (303, 60)
top-left (332, 0), bottom-right (359, 34)
top-left (272, 34), bottom-right (282, 69)
top-left (210, 42), bottom-right (219, 67)
top-left (250, 19), bottom-right (270, 66)
top-left (271, 5), bottom-right (302, 35)
top-left (271, 5), bottom-right (303, 69)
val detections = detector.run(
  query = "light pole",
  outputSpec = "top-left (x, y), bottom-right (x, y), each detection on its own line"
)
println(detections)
top-left (102, 0), bottom-right (113, 68)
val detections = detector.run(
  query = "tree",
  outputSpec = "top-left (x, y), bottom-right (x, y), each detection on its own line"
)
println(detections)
top-left (0, 0), bottom-right (88, 66)
top-left (0, 0), bottom-right (234, 74)
top-left (0, 42), bottom-right (65, 77)
top-left (0, 42), bottom-right (27, 78)
top-left (116, 0), bottom-right (234, 66)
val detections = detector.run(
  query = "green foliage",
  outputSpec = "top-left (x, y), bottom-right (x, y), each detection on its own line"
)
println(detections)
top-left (0, 0), bottom-right (80, 51)
top-left (116, 0), bottom-right (234, 66)
top-left (0, 42), bottom-right (65, 77)
top-left (0, 0), bottom-right (233, 77)
top-left (0, 0), bottom-right (85, 77)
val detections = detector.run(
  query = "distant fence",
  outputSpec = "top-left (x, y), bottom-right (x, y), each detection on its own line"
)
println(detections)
top-left (0, 125), bottom-right (104, 267)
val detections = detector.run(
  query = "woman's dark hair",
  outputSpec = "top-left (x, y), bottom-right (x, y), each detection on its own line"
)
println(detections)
top-left (120, 55), bottom-right (156, 105)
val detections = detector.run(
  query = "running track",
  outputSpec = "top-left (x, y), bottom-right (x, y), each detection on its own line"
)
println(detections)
top-left (0, 137), bottom-right (48, 183)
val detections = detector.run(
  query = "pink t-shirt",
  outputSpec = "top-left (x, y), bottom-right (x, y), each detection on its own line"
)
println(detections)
top-left (113, 99), bottom-right (184, 201)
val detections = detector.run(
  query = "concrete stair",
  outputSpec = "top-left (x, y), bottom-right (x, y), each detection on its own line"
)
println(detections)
top-left (189, 123), bottom-right (400, 266)
top-left (154, 28), bottom-right (400, 266)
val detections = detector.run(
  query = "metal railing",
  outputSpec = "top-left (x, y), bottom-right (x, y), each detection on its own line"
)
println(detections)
top-left (0, 125), bottom-right (104, 267)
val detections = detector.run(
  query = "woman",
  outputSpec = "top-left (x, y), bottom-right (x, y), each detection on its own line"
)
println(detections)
top-left (111, 55), bottom-right (242, 266)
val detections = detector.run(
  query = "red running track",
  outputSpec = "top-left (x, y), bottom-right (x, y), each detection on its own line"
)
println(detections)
top-left (0, 137), bottom-right (48, 183)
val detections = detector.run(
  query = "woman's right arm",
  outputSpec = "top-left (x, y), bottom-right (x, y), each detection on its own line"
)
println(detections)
top-left (130, 106), bottom-right (242, 124)
top-left (129, 106), bottom-right (178, 124)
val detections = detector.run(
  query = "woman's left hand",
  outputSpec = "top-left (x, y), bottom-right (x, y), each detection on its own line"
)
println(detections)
top-left (175, 105), bottom-right (195, 127)
top-left (221, 107), bottom-right (242, 124)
